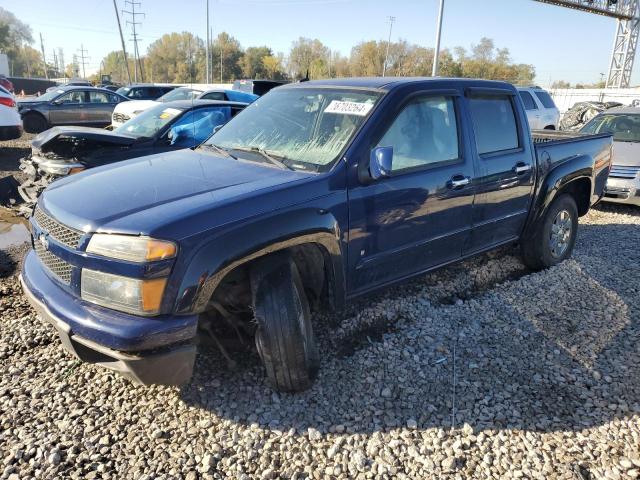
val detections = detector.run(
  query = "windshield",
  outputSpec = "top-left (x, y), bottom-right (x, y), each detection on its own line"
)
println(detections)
top-left (116, 87), bottom-right (131, 96)
top-left (158, 88), bottom-right (201, 102)
top-left (204, 88), bottom-right (381, 170)
top-left (581, 113), bottom-right (640, 142)
top-left (114, 103), bottom-right (184, 138)
top-left (35, 89), bottom-right (66, 102)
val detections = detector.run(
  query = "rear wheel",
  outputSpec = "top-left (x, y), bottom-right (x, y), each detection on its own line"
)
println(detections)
top-left (521, 194), bottom-right (578, 270)
top-left (23, 113), bottom-right (48, 134)
top-left (250, 252), bottom-right (319, 392)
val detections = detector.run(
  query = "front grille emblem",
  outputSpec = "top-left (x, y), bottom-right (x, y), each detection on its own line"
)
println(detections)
top-left (39, 233), bottom-right (50, 251)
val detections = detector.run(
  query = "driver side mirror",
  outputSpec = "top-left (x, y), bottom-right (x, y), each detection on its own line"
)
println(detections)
top-left (51, 99), bottom-right (63, 105)
top-left (369, 146), bottom-right (393, 180)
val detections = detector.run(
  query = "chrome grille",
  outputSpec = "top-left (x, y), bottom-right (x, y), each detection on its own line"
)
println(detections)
top-left (33, 207), bottom-right (82, 249)
top-left (609, 165), bottom-right (640, 179)
top-left (34, 241), bottom-right (72, 285)
top-left (112, 113), bottom-right (130, 124)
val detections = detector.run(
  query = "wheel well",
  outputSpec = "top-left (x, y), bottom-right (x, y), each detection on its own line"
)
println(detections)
top-left (544, 125), bottom-right (556, 130)
top-left (207, 243), bottom-right (333, 318)
top-left (22, 111), bottom-right (47, 131)
top-left (558, 178), bottom-right (591, 216)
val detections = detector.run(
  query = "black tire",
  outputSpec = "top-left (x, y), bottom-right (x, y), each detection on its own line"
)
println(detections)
top-left (521, 194), bottom-right (578, 270)
top-left (22, 113), bottom-right (48, 134)
top-left (250, 252), bottom-right (319, 392)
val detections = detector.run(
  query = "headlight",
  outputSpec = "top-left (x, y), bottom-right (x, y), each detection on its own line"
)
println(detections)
top-left (86, 234), bottom-right (177, 263)
top-left (38, 161), bottom-right (85, 176)
top-left (81, 268), bottom-right (167, 315)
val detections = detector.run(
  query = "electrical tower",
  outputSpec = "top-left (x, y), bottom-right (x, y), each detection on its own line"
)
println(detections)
top-left (123, 0), bottom-right (145, 82)
top-left (533, 0), bottom-right (640, 88)
top-left (58, 48), bottom-right (65, 78)
top-left (77, 44), bottom-right (89, 79)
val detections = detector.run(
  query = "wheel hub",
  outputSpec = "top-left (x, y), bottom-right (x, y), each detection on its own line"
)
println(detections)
top-left (549, 209), bottom-right (572, 258)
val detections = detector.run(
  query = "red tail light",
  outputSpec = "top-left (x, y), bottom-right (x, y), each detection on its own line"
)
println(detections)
top-left (0, 97), bottom-right (16, 108)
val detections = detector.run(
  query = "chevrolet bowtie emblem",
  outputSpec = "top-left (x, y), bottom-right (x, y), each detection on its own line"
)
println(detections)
top-left (39, 233), bottom-right (50, 251)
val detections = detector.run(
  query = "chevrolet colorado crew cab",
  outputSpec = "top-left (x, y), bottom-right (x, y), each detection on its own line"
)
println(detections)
top-left (20, 78), bottom-right (612, 392)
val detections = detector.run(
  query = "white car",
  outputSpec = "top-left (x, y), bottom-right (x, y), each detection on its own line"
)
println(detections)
top-left (110, 86), bottom-right (257, 127)
top-left (517, 86), bottom-right (560, 130)
top-left (0, 85), bottom-right (22, 140)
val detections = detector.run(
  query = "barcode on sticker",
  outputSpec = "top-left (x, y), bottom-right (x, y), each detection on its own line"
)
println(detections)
top-left (324, 100), bottom-right (373, 116)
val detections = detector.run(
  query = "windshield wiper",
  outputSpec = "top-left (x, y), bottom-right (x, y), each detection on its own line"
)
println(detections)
top-left (233, 146), bottom-right (294, 171)
top-left (200, 144), bottom-right (237, 159)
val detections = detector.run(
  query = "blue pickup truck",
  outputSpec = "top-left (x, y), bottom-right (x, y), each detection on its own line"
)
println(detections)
top-left (20, 78), bottom-right (612, 392)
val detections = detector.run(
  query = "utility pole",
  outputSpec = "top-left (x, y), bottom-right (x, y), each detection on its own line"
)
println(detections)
top-left (113, 0), bottom-right (132, 84)
top-left (124, 0), bottom-right (145, 82)
top-left (39, 33), bottom-right (49, 79)
top-left (383, 16), bottom-right (395, 76)
top-left (432, 0), bottom-right (445, 77)
top-left (206, 0), bottom-right (210, 83)
top-left (77, 44), bottom-right (89, 79)
top-left (52, 49), bottom-right (58, 77)
top-left (58, 48), bottom-right (65, 78)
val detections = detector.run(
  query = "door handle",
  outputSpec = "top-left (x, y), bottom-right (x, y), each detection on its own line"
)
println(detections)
top-left (513, 163), bottom-right (532, 174)
top-left (448, 175), bottom-right (471, 189)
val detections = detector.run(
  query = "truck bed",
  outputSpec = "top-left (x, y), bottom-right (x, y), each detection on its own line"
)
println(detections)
top-left (531, 129), bottom-right (606, 145)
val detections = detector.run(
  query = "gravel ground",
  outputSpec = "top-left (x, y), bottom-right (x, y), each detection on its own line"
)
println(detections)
top-left (0, 135), bottom-right (639, 479)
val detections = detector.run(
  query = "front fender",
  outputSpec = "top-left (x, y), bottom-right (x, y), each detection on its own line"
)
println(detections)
top-left (523, 154), bottom-right (593, 237)
top-left (173, 201), bottom-right (347, 315)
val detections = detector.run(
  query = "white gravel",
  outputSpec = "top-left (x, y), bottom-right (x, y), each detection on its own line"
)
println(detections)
top-left (1, 200), bottom-right (639, 479)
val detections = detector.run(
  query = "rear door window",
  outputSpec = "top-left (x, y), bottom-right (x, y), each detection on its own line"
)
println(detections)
top-left (201, 91), bottom-right (226, 101)
top-left (88, 91), bottom-right (110, 103)
top-left (519, 91), bottom-right (538, 110)
top-left (469, 95), bottom-right (519, 155)
top-left (534, 90), bottom-right (556, 109)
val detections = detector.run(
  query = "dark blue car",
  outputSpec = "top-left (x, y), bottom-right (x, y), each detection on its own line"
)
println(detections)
top-left (21, 78), bottom-right (612, 392)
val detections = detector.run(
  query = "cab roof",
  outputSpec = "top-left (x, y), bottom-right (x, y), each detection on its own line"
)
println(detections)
top-left (281, 77), bottom-right (515, 92)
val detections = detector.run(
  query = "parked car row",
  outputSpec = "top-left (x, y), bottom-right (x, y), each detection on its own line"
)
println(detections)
top-left (110, 86), bottom-right (258, 127)
top-left (17, 77), bottom-right (613, 393)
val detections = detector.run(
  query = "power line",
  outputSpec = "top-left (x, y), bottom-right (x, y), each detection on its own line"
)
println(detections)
top-left (123, 0), bottom-right (145, 82)
top-left (77, 44), bottom-right (90, 79)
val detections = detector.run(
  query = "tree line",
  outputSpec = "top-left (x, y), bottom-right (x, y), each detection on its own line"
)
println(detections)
top-left (1, 6), bottom-right (535, 86)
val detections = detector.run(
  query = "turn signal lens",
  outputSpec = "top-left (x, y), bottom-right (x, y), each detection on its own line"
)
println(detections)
top-left (69, 167), bottom-right (85, 175)
top-left (87, 234), bottom-right (177, 263)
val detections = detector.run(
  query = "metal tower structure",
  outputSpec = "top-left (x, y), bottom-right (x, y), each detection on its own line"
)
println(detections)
top-left (533, 0), bottom-right (640, 88)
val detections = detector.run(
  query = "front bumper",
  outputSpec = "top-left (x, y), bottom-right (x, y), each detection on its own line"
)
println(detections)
top-left (21, 250), bottom-right (198, 385)
top-left (603, 176), bottom-right (640, 206)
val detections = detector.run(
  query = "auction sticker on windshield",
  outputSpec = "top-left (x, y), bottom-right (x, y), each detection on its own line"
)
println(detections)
top-left (324, 100), bottom-right (374, 116)
top-left (159, 108), bottom-right (181, 119)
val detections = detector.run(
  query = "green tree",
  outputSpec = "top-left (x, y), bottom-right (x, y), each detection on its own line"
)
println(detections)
top-left (211, 32), bottom-right (243, 82)
top-left (0, 7), bottom-right (35, 76)
top-left (288, 38), bottom-right (330, 79)
top-left (98, 51), bottom-right (136, 84)
top-left (241, 46), bottom-right (272, 78)
top-left (262, 54), bottom-right (287, 80)
top-left (146, 32), bottom-right (204, 83)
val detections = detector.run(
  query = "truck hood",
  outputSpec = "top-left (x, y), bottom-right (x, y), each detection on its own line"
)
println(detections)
top-left (612, 140), bottom-right (640, 167)
top-left (114, 99), bottom-right (159, 116)
top-left (39, 148), bottom-right (314, 235)
top-left (33, 126), bottom-right (137, 153)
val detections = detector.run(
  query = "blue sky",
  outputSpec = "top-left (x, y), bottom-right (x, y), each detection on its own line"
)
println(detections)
top-left (7, 0), bottom-right (624, 85)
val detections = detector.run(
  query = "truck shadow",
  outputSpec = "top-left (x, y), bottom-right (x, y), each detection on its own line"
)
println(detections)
top-left (179, 221), bottom-right (640, 437)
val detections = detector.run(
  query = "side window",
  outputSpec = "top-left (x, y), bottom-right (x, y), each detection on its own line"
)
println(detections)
top-left (519, 91), bottom-right (537, 110)
top-left (201, 91), bottom-right (225, 101)
top-left (534, 90), bottom-right (556, 109)
top-left (468, 95), bottom-right (519, 155)
top-left (88, 91), bottom-right (110, 103)
top-left (58, 90), bottom-right (86, 104)
top-left (376, 96), bottom-right (460, 172)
